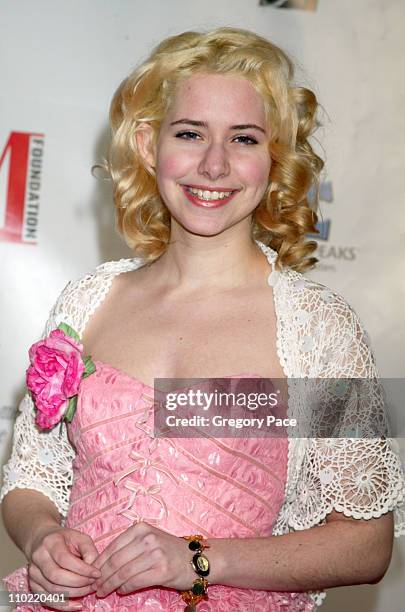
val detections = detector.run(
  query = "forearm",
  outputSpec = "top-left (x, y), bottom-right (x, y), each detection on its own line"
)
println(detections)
top-left (1, 488), bottom-right (62, 560)
top-left (207, 515), bottom-right (393, 591)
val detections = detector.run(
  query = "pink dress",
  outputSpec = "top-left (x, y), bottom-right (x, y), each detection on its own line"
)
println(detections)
top-left (3, 361), bottom-right (315, 611)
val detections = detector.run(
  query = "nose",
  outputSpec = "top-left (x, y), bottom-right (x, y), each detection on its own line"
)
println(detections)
top-left (197, 142), bottom-right (230, 181)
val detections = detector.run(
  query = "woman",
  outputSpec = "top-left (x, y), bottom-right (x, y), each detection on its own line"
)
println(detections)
top-left (1, 27), bottom-right (404, 611)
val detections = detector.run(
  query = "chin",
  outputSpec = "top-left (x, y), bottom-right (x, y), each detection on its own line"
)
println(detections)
top-left (178, 222), bottom-right (230, 238)
top-left (172, 214), bottom-right (233, 237)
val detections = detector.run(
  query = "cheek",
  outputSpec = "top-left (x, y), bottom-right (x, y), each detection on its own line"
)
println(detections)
top-left (156, 147), bottom-right (191, 182)
top-left (238, 154), bottom-right (271, 190)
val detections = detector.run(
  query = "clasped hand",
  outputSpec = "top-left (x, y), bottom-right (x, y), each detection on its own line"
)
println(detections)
top-left (27, 522), bottom-right (197, 611)
top-left (92, 521), bottom-right (196, 597)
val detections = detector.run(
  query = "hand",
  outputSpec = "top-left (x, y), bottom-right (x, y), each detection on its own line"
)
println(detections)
top-left (27, 525), bottom-right (102, 611)
top-left (92, 521), bottom-right (197, 598)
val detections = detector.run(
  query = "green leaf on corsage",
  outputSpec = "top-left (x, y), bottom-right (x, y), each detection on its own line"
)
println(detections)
top-left (82, 355), bottom-right (96, 378)
top-left (64, 395), bottom-right (78, 423)
top-left (57, 322), bottom-right (81, 343)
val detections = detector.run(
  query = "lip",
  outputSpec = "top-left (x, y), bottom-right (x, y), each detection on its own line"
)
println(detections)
top-left (184, 184), bottom-right (239, 192)
top-left (181, 185), bottom-right (239, 208)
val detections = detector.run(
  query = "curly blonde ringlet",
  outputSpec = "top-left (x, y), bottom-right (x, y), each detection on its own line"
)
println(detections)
top-left (107, 27), bottom-right (324, 271)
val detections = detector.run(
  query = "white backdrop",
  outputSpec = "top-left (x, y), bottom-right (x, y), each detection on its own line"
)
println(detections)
top-left (1, 0), bottom-right (404, 610)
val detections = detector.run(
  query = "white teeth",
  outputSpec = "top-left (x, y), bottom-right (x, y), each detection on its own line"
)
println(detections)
top-left (187, 187), bottom-right (233, 201)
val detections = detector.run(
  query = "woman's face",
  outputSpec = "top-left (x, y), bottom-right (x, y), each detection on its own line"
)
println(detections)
top-left (138, 73), bottom-right (272, 237)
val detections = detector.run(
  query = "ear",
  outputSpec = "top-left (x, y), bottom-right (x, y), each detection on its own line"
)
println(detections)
top-left (135, 123), bottom-right (156, 172)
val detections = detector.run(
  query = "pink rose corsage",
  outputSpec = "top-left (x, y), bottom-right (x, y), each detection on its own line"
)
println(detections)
top-left (26, 322), bottom-right (96, 433)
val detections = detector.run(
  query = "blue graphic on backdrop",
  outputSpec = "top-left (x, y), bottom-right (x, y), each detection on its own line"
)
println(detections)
top-left (305, 181), bottom-right (357, 270)
top-left (307, 181), bottom-right (333, 241)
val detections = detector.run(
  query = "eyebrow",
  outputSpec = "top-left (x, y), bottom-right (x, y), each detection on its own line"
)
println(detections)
top-left (170, 118), bottom-right (266, 134)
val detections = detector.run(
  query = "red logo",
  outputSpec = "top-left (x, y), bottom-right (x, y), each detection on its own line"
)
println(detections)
top-left (0, 131), bottom-right (44, 244)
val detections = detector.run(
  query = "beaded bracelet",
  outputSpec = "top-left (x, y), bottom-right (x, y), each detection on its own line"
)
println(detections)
top-left (180, 535), bottom-right (211, 610)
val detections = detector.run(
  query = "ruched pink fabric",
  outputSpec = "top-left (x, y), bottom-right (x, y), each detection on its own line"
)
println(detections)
top-left (3, 362), bottom-right (314, 611)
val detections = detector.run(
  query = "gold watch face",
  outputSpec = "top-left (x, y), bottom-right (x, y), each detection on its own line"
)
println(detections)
top-left (196, 555), bottom-right (209, 572)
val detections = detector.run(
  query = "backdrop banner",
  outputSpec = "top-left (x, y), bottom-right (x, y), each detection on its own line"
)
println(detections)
top-left (1, 1), bottom-right (404, 610)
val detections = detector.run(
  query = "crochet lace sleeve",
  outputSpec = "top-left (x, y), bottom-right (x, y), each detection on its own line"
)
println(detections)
top-left (287, 296), bottom-right (405, 537)
top-left (0, 259), bottom-right (140, 522)
top-left (0, 283), bottom-right (76, 522)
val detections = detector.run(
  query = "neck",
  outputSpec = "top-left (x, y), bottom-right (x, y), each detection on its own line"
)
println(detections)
top-left (149, 220), bottom-right (268, 293)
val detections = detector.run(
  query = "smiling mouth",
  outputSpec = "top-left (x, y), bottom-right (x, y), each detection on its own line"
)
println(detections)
top-left (185, 185), bottom-right (236, 201)
top-left (181, 185), bottom-right (240, 208)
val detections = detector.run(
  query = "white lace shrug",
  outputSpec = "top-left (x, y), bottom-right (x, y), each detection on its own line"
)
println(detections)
top-left (1, 241), bottom-right (404, 607)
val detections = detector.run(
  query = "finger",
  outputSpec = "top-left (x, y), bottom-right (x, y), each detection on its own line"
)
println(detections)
top-left (30, 558), bottom-right (98, 591)
top-left (92, 521), bottom-right (154, 570)
top-left (92, 527), bottom-right (140, 571)
top-left (56, 554), bottom-right (100, 580)
top-left (76, 538), bottom-right (102, 569)
top-left (41, 533), bottom-right (101, 580)
top-left (61, 533), bottom-right (102, 578)
top-left (28, 578), bottom-right (84, 611)
top-left (118, 567), bottom-right (159, 595)
top-left (96, 549), bottom-right (158, 597)
top-left (95, 538), bottom-right (147, 590)
top-left (30, 562), bottom-right (98, 596)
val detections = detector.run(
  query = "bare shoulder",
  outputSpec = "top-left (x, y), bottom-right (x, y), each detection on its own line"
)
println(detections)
top-left (80, 261), bottom-right (151, 349)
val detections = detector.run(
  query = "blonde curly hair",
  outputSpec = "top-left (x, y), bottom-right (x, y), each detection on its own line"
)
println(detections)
top-left (108, 27), bottom-right (324, 271)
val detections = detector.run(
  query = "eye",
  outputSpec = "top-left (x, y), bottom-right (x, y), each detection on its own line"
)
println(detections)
top-left (175, 131), bottom-right (201, 140)
top-left (232, 135), bottom-right (258, 145)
